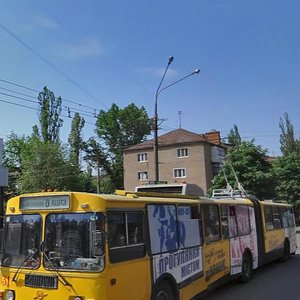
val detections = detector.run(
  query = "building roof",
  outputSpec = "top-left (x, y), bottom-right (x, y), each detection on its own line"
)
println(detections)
top-left (124, 128), bottom-right (222, 152)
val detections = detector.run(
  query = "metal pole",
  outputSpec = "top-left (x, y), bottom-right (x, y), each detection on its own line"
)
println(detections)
top-left (153, 64), bottom-right (200, 183)
top-left (154, 56), bottom-right (174, 183)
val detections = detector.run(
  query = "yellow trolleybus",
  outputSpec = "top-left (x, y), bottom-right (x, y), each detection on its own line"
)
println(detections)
top-left (0, 190), bottom-right (296, 300)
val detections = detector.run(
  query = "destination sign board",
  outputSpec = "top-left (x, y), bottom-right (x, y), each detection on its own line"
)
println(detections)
top-left (20, 195), bottom-right (70, 210)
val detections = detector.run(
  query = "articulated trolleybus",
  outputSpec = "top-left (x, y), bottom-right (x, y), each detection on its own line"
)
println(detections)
top-left (0, 189), bottom-right (296, 300)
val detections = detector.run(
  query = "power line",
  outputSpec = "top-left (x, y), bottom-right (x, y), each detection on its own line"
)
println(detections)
top-left (0, 98), bottom-right (96, 126)
top-left (0, 23), bottom-right (105, 107)
top-left (0, 86), bottom-right (38, 99)
top-left (0, 78), bottom-right (100, 113)
top-left (0, 85), bottom-right (98, 117)
top-left (0, 91), bottom-right (97, 119)
top-left (0, 98), bottom-right (36, 111)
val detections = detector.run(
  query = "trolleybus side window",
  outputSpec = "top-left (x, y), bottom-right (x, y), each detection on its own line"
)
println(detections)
top-left (272, 206), bottom-right (282, 229)
top-left (281, 208), bottom-right (289, 228)
top-left (236, 205), bottom-right (251, 236)
top-left (148, 204), bottom-right (178, 254)
top-left (229, 205), bottom-right (238, 238)
top-left (107, 211), bottom-right (145, 263)
top-left (287, 208), bottom-right (296, 228)
top-left (203, 204), bottom-right (220, 243)
top-left (264, 206), bottom-right (274, 230)
top-left (220, 205), bottom-right (229, 239)
top-left (177, 205), bottom-right (202, 248)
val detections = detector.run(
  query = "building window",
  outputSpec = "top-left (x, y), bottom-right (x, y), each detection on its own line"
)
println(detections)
top-left (173, 168), bottom-right (186, 178)
top-left (177, 148), bottom-right (188, 158)
top-left (137, 153), bottom-right (148, 162)
top-left (212, 162), bottom-right (222, 176)
top-left (138, 172), bottom-right (148, 181)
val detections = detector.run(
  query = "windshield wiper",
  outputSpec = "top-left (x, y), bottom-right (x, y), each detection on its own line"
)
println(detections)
top-left (42, 246), bottom-right (72, 287)
top-left (12, 248), bottom-right (38, 282)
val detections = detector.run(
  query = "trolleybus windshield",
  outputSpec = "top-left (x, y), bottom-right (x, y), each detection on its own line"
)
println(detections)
top-left (44, 212), bottom-right (105, 272)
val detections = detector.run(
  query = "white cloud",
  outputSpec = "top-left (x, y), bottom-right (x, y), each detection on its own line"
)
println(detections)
top-left (34, 16), bottom-right (60, 29)
top-left (62, 37), bottom-right (105, 60)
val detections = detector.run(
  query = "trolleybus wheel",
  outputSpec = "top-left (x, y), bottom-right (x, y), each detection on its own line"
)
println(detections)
top-left (241, 252), bottom-right (252, 283)
top-left (152, 280), bottom-right (176, 300)
top-left (281, 240), bottom-right (290, 262)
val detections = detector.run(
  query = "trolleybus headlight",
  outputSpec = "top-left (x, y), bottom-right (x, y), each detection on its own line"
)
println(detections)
top-left (74, 297), bottom-right (83, 300)
top-left (5, 290), bottom-right (15, 300)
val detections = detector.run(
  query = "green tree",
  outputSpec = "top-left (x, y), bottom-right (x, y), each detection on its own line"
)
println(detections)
top-left (3, 133), bottom-right (30, 196)
top-left (68, 113), bottom-right (85, 166)
top-left (95, 103), bottom-right (152, 189)
top-left (3, 133), bottom-right (28, 173)
top-left (210, 141), bottom-right (275, 199)
top-left (38, 86), bottom-right (63, 142)
top-left (227, 124), bottom-right (242, 146)
top-left (79, 166), bottom-right (97, 193)
top-left (272, 152), bottom-right (300, 206)
top-left (279, 112), bottom-right (300, 155)
top-left (83, 138), bottom-right (109, 193)
top-left (19, 139), bottom-right (81, 193)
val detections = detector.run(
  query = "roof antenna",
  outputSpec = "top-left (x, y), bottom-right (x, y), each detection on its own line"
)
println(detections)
top-left (178, 111), bottom-right (182, 129)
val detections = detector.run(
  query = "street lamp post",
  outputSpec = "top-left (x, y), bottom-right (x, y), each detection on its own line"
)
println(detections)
top-left (154, 56), bottom-right (174, 183)
top-left (153, 57), bottom-right (200, 183)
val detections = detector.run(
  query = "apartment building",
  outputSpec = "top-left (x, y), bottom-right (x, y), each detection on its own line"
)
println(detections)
top-left (123, 128), bottom-right (227, 195)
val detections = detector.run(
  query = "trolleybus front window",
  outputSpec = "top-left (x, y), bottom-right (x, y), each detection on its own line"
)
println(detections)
top-left (1, 214), bottom-right (42, 268)
top-left (44, 212), bottom-right (105, 272)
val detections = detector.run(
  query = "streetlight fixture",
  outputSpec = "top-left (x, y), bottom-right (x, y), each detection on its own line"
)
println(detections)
top-left (153, 57), bottom-right (200, 183)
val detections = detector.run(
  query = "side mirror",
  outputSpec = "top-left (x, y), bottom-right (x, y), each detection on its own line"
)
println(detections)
top-left (92, 231), bottom-right (105, 257)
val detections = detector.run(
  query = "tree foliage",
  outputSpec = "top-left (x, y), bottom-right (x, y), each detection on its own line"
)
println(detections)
top-left (210, 141), bottom-right (275, 199)
top-left (3, 133), bottom-right (28, 172)
top-left (38, 86), bottom-right (63, 142)
top-left (95, 103), bottom-right (152, 189)
top-left (68, 113), bottom-right (85, 166)
top-left (4, 130), bottom-right (94, 195)
top-left (82, 137), bottom-right (110, 193)
top-left (3, 133), bottom-right (30, 197)
top-left (279, 112), bottom-right (300, 155)
top-left (227, 124), bottom-right (242, 146)
top-left (272, 152), bottom-right (300, 205)
top-left (19, 139), bottom-right (84, 193)
top-left (96, 103), bottom-right (151, 149)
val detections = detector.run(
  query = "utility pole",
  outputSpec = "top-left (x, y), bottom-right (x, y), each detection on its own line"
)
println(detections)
top-left (153, 57), bottom-right (200, 182)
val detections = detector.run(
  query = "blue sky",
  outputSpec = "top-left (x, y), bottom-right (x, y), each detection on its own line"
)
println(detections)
top-left (0, 1), bottom-right (299, 156)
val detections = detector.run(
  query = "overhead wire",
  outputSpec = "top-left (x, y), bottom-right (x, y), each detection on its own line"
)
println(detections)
top-left (0, 23), bottom-right (105, 108)
top-left (0, 91), bottom-right (97, 120)
top-left (0, 98), bottom-right (96, 126)
top-left (0, 76), bottom-right (101, 127)
top-left (0, 78), bottom-right (99, 114)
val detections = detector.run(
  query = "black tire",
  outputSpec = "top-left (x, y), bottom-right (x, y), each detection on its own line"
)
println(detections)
top-left (241, 252), bottom-right (252, 283)
top-left (281, 240), bottom-right (290, 262)
top-left (152, 281), bottom-right (176, 300)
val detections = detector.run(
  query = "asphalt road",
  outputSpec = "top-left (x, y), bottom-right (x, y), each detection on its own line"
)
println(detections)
top-left (200, 254), bottom-right (300, 300)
